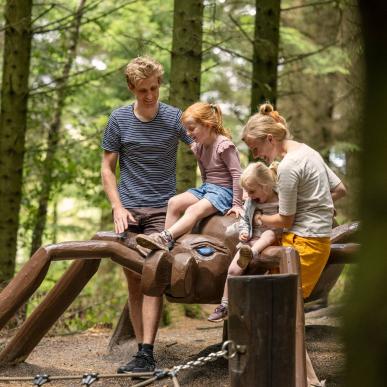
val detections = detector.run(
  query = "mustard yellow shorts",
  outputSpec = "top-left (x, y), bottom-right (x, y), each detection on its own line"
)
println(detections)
top-left (282, 232), bottom-right (331, 299)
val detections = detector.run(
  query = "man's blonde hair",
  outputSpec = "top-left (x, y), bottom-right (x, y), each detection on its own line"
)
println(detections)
top-left (125, 56), bottom-right (164, 88)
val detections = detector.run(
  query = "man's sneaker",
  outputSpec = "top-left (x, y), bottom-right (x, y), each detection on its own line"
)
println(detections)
top-left (136, 233), bottom-right (169, 251)
top-left (208, 304), bottom-right (228, 322)
top-left (237, 245), bottom-right (253, 269)
top-left (132, 350), bottom-right (156, 373)
top-left (117, 351), bottom-right (140, 373)
top-left (117, 350), bottom-right (156, 374)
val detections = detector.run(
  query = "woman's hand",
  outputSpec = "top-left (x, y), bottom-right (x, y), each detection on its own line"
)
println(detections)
top-left (239, 231), bottom-right (249, 242)
top-left (227, 205), bottom-right (244, 218)
top-left (253, 212), bottom-right (263, 226)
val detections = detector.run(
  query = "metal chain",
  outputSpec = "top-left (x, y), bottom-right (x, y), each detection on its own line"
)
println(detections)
top-left (169, 340), bottom-right (237, 376)
top-left (0, 340), bottom-right (240, 386)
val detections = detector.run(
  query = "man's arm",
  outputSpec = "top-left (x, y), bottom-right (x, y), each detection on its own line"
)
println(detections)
top-left (101, 150), bottom-right (135, 233)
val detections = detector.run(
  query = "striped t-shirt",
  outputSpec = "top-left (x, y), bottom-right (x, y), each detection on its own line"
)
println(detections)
top-left (101, 102), bottom-right (192, 208)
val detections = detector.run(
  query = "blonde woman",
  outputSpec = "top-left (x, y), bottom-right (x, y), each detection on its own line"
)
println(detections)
top-left (242, 102), bottom-right (346, 300)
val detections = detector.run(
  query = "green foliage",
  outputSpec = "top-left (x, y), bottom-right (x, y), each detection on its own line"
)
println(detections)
top-left (5, 0), bottom-right (360, 331)
top-left (281, 26), bottom-right (350, 75)
top-left (26, 260), bottom-right (128, 334)
top-left (183, 304), bottom-right (204, 319)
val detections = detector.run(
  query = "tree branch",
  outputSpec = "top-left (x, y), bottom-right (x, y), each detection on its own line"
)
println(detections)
top-left (228, 14), bottom-right (253, 44)
top-left (281, 41), bottom-right (337, 65)
top-left (281, 0), bottom-right (338, 12)
top-left (29, 65), bottom-right (126, 97)
top-left (33, 0), bottom-right (139, 34)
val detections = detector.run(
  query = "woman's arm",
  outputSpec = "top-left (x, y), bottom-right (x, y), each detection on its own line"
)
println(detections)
top-left (255, 212), bottom-right (295, 229)
top-left (331, 182), bottom-right (347, 202)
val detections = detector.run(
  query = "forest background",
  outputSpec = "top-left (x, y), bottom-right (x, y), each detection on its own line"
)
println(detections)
top-left (0, 0), bottom-right (361, 333)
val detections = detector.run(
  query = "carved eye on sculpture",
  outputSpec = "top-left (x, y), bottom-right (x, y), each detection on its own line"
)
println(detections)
top-left (195, 245), bottom-right (215, 257)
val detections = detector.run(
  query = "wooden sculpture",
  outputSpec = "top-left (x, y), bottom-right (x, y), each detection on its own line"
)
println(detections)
top-left (0, 214), bottom-right (359, 386)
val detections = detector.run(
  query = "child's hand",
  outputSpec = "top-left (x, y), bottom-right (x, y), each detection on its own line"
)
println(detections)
top-left (239, 231), bottom-right (249, 242)
top-left (227, 205), bottom-right (244, 218)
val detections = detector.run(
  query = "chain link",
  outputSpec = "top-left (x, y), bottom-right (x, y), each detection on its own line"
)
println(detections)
top-left (170, 349), bottom-right (227, 375)
top-left (0, 340), bottom-right (240, 386)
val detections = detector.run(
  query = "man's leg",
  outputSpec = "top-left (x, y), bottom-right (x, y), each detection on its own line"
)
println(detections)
top-left (130, 208), bottom-right (166, 372)
top-left (142, 295), bottom-right (163, 344)
top-left (123, 269), bottom-right (144, 342)
top-left (117, 210), bottom-right (147, 374)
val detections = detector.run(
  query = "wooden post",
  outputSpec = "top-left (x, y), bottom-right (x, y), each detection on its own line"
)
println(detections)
top-left (228, 274), bottom-right (298, 387)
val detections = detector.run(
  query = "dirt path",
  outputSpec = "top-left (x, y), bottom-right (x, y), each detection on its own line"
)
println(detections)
top-left (0, 305), bottom-right (344, 386)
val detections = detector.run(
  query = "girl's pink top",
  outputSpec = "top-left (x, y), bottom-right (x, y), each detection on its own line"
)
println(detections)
top-left (191, 135), bottom-right (243, 207)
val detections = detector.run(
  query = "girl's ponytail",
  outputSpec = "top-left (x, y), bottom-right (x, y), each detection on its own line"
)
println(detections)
top-left (211, 104), bottom-right (232, 139)
top-left (182, 102), bottom-right (232, 139)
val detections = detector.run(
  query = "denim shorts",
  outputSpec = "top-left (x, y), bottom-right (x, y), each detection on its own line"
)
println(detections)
top-left (187, 182), bottom-right (233, 214)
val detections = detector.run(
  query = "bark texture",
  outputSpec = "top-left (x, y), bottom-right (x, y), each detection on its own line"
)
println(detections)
top-left (0, 0), bottom-right (33, 286)
top-left (251, 0), bottom-right (281, 114)
top-left (169, 0), bottom-right (204, 193)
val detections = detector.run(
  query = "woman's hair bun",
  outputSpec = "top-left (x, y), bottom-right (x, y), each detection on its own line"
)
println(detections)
top-left (259, 103), bottom-right (274, 115)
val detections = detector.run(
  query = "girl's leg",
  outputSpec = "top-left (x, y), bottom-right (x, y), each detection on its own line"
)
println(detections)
top-left (250, 229), bottom-right (276, 256)
top-left (167, 198), bottom-right (217, 239)
top-left (223, 252), bottom-right (244, 299)
top-left (208, 252), bottom-right (243, 322)
top-left (137, 199), bottom-right (217, 251)
top-left (238, 230), bottom-right (276, 269)
top-left (164, 192), bottom-right (199, 229)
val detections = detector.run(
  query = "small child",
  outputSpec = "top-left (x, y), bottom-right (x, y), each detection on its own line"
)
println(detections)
top-left (136, 102), bottom-right (244, 251)
top-left (208, 162), bottom-right (281, 322)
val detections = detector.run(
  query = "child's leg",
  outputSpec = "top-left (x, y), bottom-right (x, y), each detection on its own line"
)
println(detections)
top-left (167, 198), bottom-right (217, 239)
top-left (237, 230), bottom-right (276, 269)
top-left (208, 252), bottom-right (244, 322)
top-left (223, 252), bottom-right (244, 299)
top-left (137, 199), bottom-right (217, 251)
top-left (250, 229), bottom-right (276, 256)
top-left (164, 192), bottom-right (199, 229)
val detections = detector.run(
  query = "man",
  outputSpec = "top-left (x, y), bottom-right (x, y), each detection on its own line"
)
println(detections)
top-left (101, 56), bottom-right (192, 373)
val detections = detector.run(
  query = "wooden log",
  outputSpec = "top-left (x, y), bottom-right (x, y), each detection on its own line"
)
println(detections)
top-left (0, 259), bottom-right (100, 365)
top-left (0, 240), bottom-right (144, 332)
top-left (228, 274), bottom-right (297, 387)
top-left (278, 247), bottom-right (308, 387)
top-left (108, 301), bottom-right (135, 350)
top-left (0, 247), bottom-right (51, 330)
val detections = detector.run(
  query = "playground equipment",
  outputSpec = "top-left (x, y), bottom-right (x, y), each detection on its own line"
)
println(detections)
top-left (0, 214), bottom-right (359, 386)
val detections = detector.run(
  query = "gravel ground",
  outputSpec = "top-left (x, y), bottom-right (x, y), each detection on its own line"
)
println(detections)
top-left (0, 305), bottom-right (344, 387)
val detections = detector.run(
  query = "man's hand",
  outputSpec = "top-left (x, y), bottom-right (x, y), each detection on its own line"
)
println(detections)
top-left (239, 231), bottom-right (249, 242)
top-left (113, 206), bottom-right (136, 234)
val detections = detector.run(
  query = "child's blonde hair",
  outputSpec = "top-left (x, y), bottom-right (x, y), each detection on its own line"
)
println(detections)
top-left (182, 102), bottom-right (232, 139)
top-left (240, 161), bottom-right (278, 193)
top-left (125, 56), bottom-right (164, 88)
top-left (242, 102), bottom-right (292, 143)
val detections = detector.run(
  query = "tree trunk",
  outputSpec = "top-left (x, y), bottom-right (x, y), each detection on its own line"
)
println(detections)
top-left (251, 0), bottom-right (281, 114)
top-left (169, 0), bottom-right (204, 193)
top-left (344, 2), bottom-right (387, 386)
top-left (0, 0), bottom-right (33, 287)
top-left (29, 0), bottom-right (87, 257)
